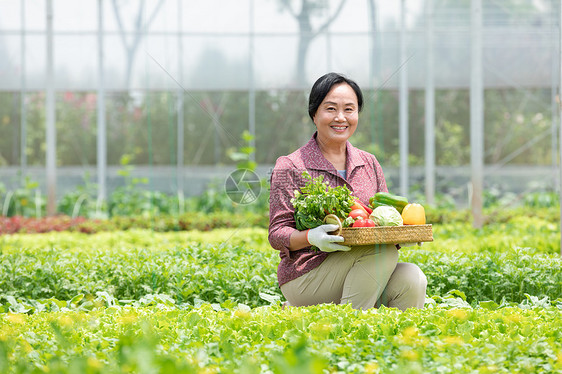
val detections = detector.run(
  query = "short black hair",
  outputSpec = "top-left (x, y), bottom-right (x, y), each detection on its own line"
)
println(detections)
top-left (308, 72), bottom-right (363, 120)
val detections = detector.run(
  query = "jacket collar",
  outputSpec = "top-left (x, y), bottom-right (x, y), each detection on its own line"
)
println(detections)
top-left (301, 132), bottom-right (365, 175)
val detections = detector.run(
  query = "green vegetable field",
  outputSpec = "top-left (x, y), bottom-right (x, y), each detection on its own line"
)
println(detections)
top-left (1, 211), bottom-right (562, 373)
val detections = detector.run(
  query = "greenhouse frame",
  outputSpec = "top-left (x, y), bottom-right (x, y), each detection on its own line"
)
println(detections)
top-left (0, 0), bottom-right (561, 233)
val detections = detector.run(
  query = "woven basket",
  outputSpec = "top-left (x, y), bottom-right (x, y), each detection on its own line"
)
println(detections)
top-left (333, 224), bottom-right (433, 246)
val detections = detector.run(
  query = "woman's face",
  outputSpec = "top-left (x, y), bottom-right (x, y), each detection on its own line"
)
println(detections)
top-left (313, 83), bottom-right (359, 144)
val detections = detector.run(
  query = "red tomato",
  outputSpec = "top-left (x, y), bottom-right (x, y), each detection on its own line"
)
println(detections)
top-left (349, 209), bottom-right (369, 221)
top-left (363, 219), bottom-right (376, 227)
top-left (352, 218), bottom-right (376, 227)
top-left (352, 218), bottom-right (365, 227)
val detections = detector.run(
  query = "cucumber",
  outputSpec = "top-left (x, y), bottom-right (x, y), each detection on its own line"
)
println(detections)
top-left (369, 192), bottom-right (409, 214)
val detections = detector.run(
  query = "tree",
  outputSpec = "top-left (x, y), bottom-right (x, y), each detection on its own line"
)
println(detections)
top-left (111, 0), bottom-right (165, 92)
top-left (278, 0), bottom-right (348, 85)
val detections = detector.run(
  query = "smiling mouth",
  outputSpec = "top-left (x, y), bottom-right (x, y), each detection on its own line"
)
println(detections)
top-left (331, 126), bottom-right (348, 130)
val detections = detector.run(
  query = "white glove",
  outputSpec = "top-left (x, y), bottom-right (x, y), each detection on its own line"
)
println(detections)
top-left (307, 224), bottom-right (351, 253)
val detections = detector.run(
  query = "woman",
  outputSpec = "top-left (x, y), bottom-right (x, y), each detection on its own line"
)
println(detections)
top-left (268, 72), bottom-right (427, 311)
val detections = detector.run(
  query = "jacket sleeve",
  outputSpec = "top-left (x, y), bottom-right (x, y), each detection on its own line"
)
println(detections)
top-left (268, 156), bottom-right (300, 258)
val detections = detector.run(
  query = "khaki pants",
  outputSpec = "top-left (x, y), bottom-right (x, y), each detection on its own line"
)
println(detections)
top-left (280, 244), bottom-right (427, 311)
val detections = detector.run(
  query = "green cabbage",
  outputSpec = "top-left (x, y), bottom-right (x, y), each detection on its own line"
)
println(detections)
top-left (370, 206), bottom-right (403, 226)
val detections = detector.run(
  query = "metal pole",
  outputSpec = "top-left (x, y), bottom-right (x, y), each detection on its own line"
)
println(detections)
top-left (470, 0), bottom-right (484, 228)
top-left (425, 0), bottom-right (435, 205)
top-left (367, 0), bottom-right (377, 145)
top-left (325, 0), bottom-right (332, 73)
top-left (399, 0), bottom-right (409, 197)
top-left (20, 0), bottom-right (27, 183)
top-left (559, 0), bottom-right (562, 257)
top-left (553, 2), bottom-right (559, 191)
top-left (45, 0), bottom-right (56, 216)
top-left (97, 0), bottom-right (107, 206)
top-left (248, 0), bottom-right (256, 162)
top-left (177, 0), bottom-right (185, 203)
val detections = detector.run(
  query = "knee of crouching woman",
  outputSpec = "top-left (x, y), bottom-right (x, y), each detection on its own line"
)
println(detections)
top-left (407, 263), bottom-right (428, 296)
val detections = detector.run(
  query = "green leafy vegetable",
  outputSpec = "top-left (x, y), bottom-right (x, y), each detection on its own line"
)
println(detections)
top-left (1, 211), bottom-right (562, 373)
top-left (291, 172), bottom-right (354, 231)
top-left (2, 302), bottom-right (562, 373)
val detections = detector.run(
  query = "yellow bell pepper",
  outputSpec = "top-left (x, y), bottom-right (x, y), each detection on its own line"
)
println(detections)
top-left (401, 203), bottom-right (426, 225)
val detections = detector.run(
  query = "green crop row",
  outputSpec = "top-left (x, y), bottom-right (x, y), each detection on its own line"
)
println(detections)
top-left (2, 213), bottom-right (560, 255)
top-left (1, 225), bottom-right (560, 308)
top-left (0, 229), bottom-right (278, 309)
top-left (1, 206), bottom-right (560, 235)
top-left (1, 209), bottom-right (561, 374)
top-left (1, 302), bottom-right (561, 373)
top-left (430, 214), bottom-right (561, 254)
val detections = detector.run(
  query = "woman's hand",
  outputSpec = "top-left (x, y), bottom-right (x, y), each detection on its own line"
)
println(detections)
top-left (307, 224), bottom-right (351, 253)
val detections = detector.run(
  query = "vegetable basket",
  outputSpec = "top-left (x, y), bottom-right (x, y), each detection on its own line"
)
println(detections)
top-left (332, 223), bottom-right (433, 246)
